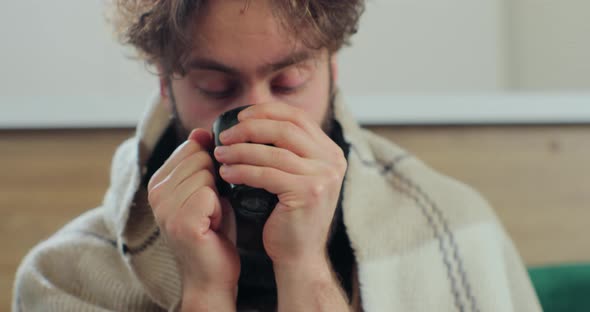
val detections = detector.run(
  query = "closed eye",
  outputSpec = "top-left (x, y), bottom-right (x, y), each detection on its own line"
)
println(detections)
top-left (271, 68), bottom-right (309, 95)
top-left (199, 86), bottom-right (238, 99)
top-left (271, 84), bottom-right (299, 95)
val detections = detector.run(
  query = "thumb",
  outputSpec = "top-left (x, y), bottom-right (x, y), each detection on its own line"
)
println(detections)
top-left (188, 128), bottom-right (213, 150)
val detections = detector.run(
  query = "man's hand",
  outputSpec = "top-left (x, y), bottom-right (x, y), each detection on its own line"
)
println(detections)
top-left (213, 103), bottom-right (345, 266)
top-left (213, 103), bottom-right (350, 310)
top-left (148, 129), bottom-right (239, 312)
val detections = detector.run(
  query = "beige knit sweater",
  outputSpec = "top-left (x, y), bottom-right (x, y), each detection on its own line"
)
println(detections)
top-left (13, 92), bottom-right (542, 311)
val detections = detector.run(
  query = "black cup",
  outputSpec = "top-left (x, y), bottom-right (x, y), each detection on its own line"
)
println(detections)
top-left (212, 105), bottom-right (279, 223)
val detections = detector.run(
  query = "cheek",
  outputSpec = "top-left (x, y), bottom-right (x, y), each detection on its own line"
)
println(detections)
top-left (170, 80), bottom-right (225, 131)
top-left (300, 90), bottom-right (329, 126)
top-left (292, 71), bottom-right (331, 126)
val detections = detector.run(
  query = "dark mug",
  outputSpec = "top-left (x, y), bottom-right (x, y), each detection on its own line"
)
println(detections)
top-left (212, 105), bottom-right (279, 224)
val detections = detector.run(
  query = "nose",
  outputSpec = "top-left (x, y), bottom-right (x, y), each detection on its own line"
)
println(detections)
top-left (238, 83), bottom-right (272, 106)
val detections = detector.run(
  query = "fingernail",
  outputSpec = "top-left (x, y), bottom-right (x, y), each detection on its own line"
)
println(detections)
top-left (188, 129), bottom-right (201, 142)
top-left (219, 165), bottom-right (230, 177)
top-left (219, 130), bottom-right (231, 142)
top-left (188, 129), bottom-right (211, 147)
top-left (214, 146), bottom-right (227, 157)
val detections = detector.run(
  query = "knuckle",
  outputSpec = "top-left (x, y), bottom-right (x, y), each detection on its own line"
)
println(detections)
top-left (185, 138), bottom-right (206, 153)
top-left (183, 171), bottom-right (214, 194)
top-left (332, 147), bottom-right (345, 161)
top-left (146, 175), bottom-right (157, 192)
top-left (147, 183), bottom-right (162, 207)
top-left (187, 186), bottom-right (216, 210)
top-left (228, 145), bottom-right (243, 161)
top-left (200, 171), bottom-right (216, 189)
top-left (150, 199), bottom-right (167, 227)
top-left (270, 147), bottom-right (286, 163)
top-left (305, 167), bottom-right (343, 202)
top-left (308, 180), bottom-right (326, 199)
top-left (148, 184), bottom-right (175, 221)
top-left (275, 123), bottom-right (293, 141)
top-left (280, 121), bottom-right (297, 136)
top-left (324, 161), bottom-right (344, 183)
top-left (239, 121), bottom-right (254, 138)
top-left (257, 166), bottom-right (271, 180)
top-left (195, 150), bottom-right (214, 170)
top-left (201, 186), bottom-right (218, 202)
top-left (206, 186), bottom-right (221, 206)
top-left (173, 141), bottom-right (199, 163)
top-left (327, 169), bottom-right (343, 186)
top-left (165, 189), bottom-right (215, 241)
top-left (330, 149), bottom-right (348, 172)
top-left (180, 152), bottom-right (214, 178)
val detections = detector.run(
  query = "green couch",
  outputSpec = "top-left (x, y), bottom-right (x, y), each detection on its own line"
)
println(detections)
top-left (529, 263), bottom-right (590, 312)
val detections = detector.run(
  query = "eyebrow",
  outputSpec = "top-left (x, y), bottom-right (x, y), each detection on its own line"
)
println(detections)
top-left (186, 50), bottom-right (314, 76)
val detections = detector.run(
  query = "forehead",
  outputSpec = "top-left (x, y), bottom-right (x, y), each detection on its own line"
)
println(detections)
top-left (188, 0), bottom-right (303, 65)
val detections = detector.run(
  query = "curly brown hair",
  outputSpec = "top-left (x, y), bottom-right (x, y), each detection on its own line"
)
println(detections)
top-left (107, 0), bottom-right (365, 76)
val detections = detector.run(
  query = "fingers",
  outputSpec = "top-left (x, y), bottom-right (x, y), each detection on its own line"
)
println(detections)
top-left (214, 143), bottom-right (312, 175)
top-left (159, 150), bottom-right (216, 197)
top-left (163, 187), bottom-right (220, 240)
top-left (145, 129), bottom-right (240, 290)
top-left (152, 168), bottom-right (221, 234)
top-left (147, 127), bottom-right (224, 237)
top-left (219, 164), bottom-right (298, 199)
top-left (148, 128), bottom-right (212, 192)
top-left (237, 103), bottom-right (324, 140)
top-left (188, 128), bottom-right (214, 148)
top-left (219, 119), bottom-right (319, 158)
top-left (219, 163), bottom-right (344, 211)
top-left (181, 187), bottom-right (223, 234)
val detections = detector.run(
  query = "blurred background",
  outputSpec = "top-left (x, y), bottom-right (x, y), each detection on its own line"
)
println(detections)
top-left (1, 0), bottom-right (589, 309)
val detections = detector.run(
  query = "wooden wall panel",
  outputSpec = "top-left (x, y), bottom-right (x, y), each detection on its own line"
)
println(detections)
top-left (1, 125), bottom-right (589, 308)
top-left (0, 129), bottom-right (134, 309)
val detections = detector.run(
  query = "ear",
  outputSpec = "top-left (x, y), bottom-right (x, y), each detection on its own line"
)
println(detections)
top-left (330, 53), bottom-right (338, 83)
top-left (157, 65), bottom-right (173, 112)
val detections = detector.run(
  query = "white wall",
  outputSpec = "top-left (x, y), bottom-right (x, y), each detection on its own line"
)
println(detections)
top-left (0, 1), bottom-right (155, 128)
top-left (0, 0), bottom-right (589, 128)
top-left (339, 0), bottom-right (506, 94)
top-left (507, 0), bottom-right (590, 90)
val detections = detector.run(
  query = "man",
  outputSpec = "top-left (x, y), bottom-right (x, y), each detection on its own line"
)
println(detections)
top-left (14, 0), bottom-right (541, 311)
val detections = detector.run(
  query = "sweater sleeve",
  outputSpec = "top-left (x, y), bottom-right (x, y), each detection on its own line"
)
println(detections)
top-left (502, 232), bottom-right (544, 312)
top-left (12, 209), bottom-right (165, 312)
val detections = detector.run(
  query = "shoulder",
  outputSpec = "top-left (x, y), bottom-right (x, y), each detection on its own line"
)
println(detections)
top-left (343, 129), bottom-right (503, 260)
top-left (13, 207), bottom-right (155, 311)
top-left (364, 130), bottom-right (496, 223)
top-left (15, 208), bottom-right (118, 293)
top-left (349, 131), bottom-right (541, 312)
top-left (363, 129), bottom-right (497, 223)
